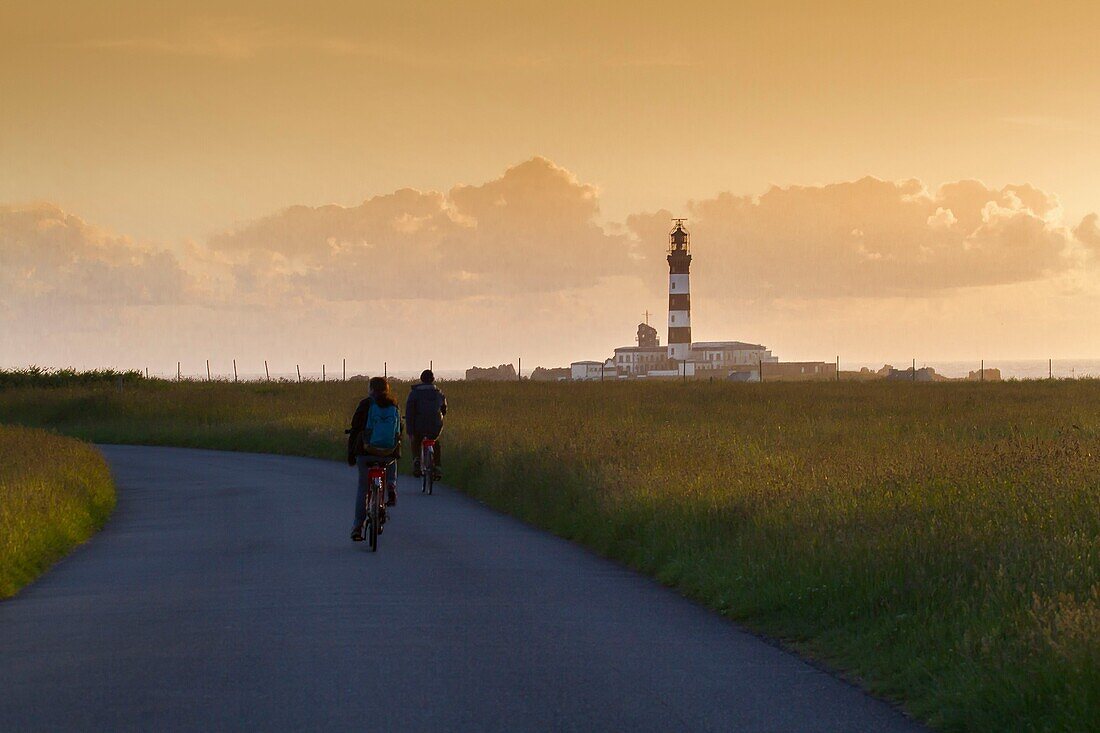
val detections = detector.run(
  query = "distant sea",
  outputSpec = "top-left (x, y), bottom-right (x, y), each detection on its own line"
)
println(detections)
top-left (845, 359), bottom-right (1100, 380)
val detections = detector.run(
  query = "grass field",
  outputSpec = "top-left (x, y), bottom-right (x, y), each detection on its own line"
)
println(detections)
top-left (0, 425), bottom-right (116, 598)
top-left (1, 377), bottom-right (1097, 731)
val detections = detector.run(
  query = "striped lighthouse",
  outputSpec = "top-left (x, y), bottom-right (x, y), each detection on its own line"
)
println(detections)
top-left (667, 219), bottom-right (692, 362)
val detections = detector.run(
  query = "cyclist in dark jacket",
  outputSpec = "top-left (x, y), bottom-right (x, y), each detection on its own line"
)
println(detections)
top-left (406, 369), bottom-right (447, 480)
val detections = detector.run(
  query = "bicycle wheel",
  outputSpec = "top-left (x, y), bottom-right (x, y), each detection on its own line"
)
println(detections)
top-left (426, 448), bottom-right (434, 495)
top-left (368, 482), bottom-right (379, 551)
top-left (421, 450), bottom-right (428, 494)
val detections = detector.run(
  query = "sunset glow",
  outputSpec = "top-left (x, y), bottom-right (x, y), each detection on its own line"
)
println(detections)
top-left (3, 2), bottom-right (1099, 372)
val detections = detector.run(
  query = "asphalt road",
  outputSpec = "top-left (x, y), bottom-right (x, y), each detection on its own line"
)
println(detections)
top-left (0, 446), bottom-right (925, 732)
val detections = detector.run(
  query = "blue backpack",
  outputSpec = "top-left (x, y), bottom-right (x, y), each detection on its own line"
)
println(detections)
top-left (365, 402), bottom-right (400, 451)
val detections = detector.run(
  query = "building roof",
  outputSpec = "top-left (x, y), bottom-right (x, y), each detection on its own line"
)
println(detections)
top-left (691, 341), bottom-right (767, 351)
top-left (570, 360), bottom-right (604, 366)
top-left (613, 346), bottom-right (666, 353)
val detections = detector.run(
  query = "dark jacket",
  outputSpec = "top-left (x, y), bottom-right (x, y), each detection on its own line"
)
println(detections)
top-left (346, 395), bottom-right (403, 465)
top-left (405, 382), bottom-right (447, 436)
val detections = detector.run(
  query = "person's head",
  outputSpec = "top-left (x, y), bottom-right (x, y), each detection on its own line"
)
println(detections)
top-left (420, 369), bottom-right (435, 384)
top-left (368, 376), bottom-right (396, 406)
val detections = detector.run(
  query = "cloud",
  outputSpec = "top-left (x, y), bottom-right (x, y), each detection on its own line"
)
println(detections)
top-left (1075, 213), bottom-right (1100, 252)
top-left (627, 176), bottom-right (1093, 299)
top-left (6, 168), bottom-right (1097, 319)
top-left (441, 157), bottom-right (637, 291)
top-left (6, 162), bottom-right (1100, 374)
top-left (5, 162), bottom-right (1100, 371)
top-left (207, 157), bottom-right (638, 302)
top-left (0, 203), bottom-right (193, 309)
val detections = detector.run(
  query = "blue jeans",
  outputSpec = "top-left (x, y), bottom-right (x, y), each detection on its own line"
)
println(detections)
top-left (353, 455), bottom-right (396, 530)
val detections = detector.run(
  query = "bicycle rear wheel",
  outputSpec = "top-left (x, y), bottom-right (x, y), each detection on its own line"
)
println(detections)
top-left (427, 448), bottom-right (434, 495)
top-left (421, 446), bottom-right (429, 493)
top-left (368, 483), bottom-right (379, 551)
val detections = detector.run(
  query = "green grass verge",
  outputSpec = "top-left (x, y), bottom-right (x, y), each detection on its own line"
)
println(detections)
top-left (0, 425), bottom-right (116, 598)
top-left (1, 378), bottom-right (1097, 731)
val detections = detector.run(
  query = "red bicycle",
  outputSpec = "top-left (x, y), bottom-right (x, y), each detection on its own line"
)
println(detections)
top-left (360, 459), bottom-right (393, 551)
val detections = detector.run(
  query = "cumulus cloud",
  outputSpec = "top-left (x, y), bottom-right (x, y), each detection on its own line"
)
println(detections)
top-left (0, 203), bottom-right (193, 309)
top-left (5, 163), bottom-right (1100, 373)
top-left (207, 188), bottom-right (457, 303)
top-left (1075, 213), bottom-right (1100, 251)
top-left (441, 157), bottom-right (636, 290)
top-left (207, 157), bottom-right (638, 301)
top-left (6, 162), bottom-right (1100, 371)
top-left (628, 176), bottom-right (1094, 299)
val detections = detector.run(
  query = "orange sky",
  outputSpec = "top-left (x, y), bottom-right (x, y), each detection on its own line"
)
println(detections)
top-left (2, 2), bottom-right (1099, 372)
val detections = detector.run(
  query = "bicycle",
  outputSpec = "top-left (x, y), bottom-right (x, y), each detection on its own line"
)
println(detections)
top-left (420, 438), bottom-right (437, 495)
top-left (347, 428), bottom-right (393, 551)
top-left (360, 458), bottom-right (393, 551)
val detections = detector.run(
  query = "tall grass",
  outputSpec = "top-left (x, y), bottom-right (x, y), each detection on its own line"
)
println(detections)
top-left (0, 366), bottom-right (144, 389)
top-left (1, 378), bottom-right (1097, 731)
top-left (0, 426), bottom-right (116, 598)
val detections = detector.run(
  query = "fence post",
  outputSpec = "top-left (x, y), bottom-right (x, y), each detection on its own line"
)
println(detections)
top-left (1049, 358), bottom-right (1052, 380)
top-left (177, 361), bottom-right (181, 382)
top-left (980, 359), bottom-right (984, 382)
top-left (343, 358), bottom-right (346, 382)
top-left (265, 360), bottom-right (270, 381)
top-left (384, 362), bottom-right (387, 378)
top-left (233, 359), bottom-right (238, 383)
top-left (296, 365), bottom-right (301, 383)
top-left (912, 358), bottom-right (916, 382)
top-left (322, 364), bottom-right (326, 383)
top-left (207, 360), bottom-right (211, 382)
top-left (836, 355), bottom-right (839, 382)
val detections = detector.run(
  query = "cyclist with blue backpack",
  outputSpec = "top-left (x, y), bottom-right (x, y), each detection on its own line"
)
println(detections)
top-left (347, 376), bottom-right (402, 542)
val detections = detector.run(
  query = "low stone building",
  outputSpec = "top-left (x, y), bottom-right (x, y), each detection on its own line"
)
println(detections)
top-left (570, 360), bottom-right (617, 381)
top-left (692, 341), bottom-right (778, 375)
top-left (759, 361), bottom-right (837, 382)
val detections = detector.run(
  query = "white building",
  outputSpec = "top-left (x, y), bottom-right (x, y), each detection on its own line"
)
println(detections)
top-left (691, 341), bottom-right (778, 370)
top-left (646, 362), bottom-right (696, 379)
top-left (610, 322), bottom-right (667, 377)
top-left (570, 360), bottom-right (617, 381)
top-left (613, 346), bottom-right (667, 376)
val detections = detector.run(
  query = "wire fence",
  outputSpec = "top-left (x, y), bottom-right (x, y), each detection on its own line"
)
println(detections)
top-left (117, 357), bottom-right (1100, 383)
